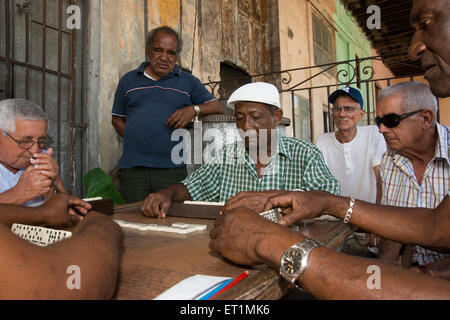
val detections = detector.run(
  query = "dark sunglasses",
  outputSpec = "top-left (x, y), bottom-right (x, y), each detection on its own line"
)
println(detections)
top-left (375, 109), bottom-right (424, 128)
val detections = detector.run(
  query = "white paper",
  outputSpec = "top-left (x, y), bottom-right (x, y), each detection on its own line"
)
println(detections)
top-left (154, 274), bottom-right (231, 300)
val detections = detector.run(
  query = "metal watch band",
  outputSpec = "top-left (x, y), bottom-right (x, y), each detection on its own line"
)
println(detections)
top-left (193, 105), bottom-right (201, 117)
top-left (280, 238), bottom-right (322, 291)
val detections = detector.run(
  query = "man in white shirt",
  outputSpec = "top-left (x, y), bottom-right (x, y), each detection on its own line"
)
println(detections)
top-left (0, 99), bottom-right (67, 207)
top-left (316, 87), bottom-right (386, 204)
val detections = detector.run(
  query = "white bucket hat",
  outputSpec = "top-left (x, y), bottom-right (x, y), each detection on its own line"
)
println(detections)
top-left (227, 82), bottom-right (281, 110)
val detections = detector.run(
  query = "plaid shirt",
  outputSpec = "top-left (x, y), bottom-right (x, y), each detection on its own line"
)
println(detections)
top-left (381, 123), bottom-right (450, 265)
top-left (182, 135), bottom-right (340, 202)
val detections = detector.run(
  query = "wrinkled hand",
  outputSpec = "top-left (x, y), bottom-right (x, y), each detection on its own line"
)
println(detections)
top-left (166, 106), bottom-right (196, 129)
top-left (263, 191), bottom-right (330, 226)
top-left (210, 206), bottom-right (271, 266)
top-left (30, 148), bottom-right (59, 182)
top-left (224, 190), bottom-right (282, 213)
top-left (38, 193), bottom-right (92, 227)
top-left (15, 166), bottom-right (53, 202)
top-left (141, 190), bottom-right (173, 219)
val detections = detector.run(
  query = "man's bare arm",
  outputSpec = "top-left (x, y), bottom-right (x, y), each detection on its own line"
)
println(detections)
top-left (166, 100), bottom-right (223, 129)
top-left (265, 192), bottom-right (450, 250)
top-left (377, 239), bottom-right (403, 263)
top-left (0, 193), bottom-right (91, 228)
top-left (53, 176), bottom-right (68, 194)
top-left (112, 115), bottom-right (126, 137)
top-left (141, 183), bottom-right (192, 218)
top-left (197, 99), bottom-right (223, 116)
top-left (0, 212), bottom-right (123, 299)
top-left (413, 257), bottom-right (450, 280)
top-left (210, 207), bottom-right (450, 300)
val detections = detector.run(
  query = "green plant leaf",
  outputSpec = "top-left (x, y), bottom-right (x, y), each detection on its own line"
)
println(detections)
top-left (83, 168), bottom-right (126, 206)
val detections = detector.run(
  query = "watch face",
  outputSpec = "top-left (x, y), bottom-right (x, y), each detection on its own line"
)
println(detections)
top-left (282, 249), bottom-right (302, 274)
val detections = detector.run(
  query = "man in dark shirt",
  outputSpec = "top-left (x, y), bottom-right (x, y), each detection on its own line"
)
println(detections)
top-left (112, 26), bottom-right (222, 202)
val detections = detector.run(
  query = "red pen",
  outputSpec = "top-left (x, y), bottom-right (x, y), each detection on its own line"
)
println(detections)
top-left (209, 271), bottom-right (249, 299)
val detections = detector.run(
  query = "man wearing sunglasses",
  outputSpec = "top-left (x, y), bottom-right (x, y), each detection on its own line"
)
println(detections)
top-left (0, 99), bottom-right (67, 207)
top-left (374, 81), bottom-right (450, 271)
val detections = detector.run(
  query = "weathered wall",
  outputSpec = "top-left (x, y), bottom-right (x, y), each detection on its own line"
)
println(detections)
top-left (87, 0), bottom-right (275, 173)
top-left (335, 0), bottom-right (375, 125)
top-left (220, 0), bottom-right (271, 75)
top-left (278, 0), bottom-right (338, 139)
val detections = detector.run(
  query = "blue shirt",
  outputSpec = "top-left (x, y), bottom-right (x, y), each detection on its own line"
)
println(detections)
top-left (112, 63), bottom-right (216, 169)
top-left (0, 163), bottom-right (46, 207)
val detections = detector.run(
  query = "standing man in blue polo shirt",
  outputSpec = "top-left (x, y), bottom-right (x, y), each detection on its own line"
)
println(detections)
top-left (112, 26), bottom-right (223, 203)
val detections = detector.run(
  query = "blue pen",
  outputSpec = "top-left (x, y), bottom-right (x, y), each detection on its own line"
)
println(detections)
top-left (198, 278), bottom-right (233, 300)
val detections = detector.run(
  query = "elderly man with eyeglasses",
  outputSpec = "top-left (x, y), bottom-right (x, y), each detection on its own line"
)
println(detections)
top-left (374, 81), bottom-right (450, 268)
top-left (316, 87), bottom-right (387, 206)
top-left (0, 99), bottom-right (67, 207)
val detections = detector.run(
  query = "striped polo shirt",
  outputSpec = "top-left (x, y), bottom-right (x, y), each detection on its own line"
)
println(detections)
top-left (381, 123), bottom-right (450, 265)
top-left (112, 62), bottom-right (216, 169)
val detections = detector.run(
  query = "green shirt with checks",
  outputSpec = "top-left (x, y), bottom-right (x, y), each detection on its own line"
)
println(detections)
top-left (182, 135), bottom-right (340, 202)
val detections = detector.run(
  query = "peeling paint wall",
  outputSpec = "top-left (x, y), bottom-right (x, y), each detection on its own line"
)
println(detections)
top-left (278, 0), bottom-right (335, 138)
top-left (220, 0), bottom-right (271, 75)
top-left (119, 0), bottom-right (146, 76)
top-left (90, 0), bottom-right (275, 173)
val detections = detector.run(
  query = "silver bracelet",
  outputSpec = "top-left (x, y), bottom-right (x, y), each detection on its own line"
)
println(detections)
top-left (343, 197), bottom-right (355, 224)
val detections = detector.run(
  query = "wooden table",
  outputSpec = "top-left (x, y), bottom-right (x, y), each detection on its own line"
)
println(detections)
top-left (112, 204), bottom-right (353, 300)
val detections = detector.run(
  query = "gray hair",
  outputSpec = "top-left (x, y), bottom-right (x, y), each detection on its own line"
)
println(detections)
top-left (377, 82), bottom-right (438, 123)
top-left (0, 99), bottom-right (48, 134)
top-left (146, 26), bottom-right (182, 54)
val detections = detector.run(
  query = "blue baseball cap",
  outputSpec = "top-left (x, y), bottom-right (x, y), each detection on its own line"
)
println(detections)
top-left (328, 86), bottom-right (364, 110)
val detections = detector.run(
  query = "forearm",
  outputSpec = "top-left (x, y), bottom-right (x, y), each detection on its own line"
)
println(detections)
top-left (0, 188), bottom-right (31, 206)
top-left (255, 227), bottom-right (450, 299)
top-left (197, 100), bottom-right (223, 117)
top-left (0, 204), bottom-right (47, 227)
top-left (421, 257), bottom-right (450, 280)
top-left (323, 194), bottom-right (450, 249)
top-left (377, 239), bottom-right (402, 263)
top-left (303, 247), bottom-right (450, 299)
top-left (53, 176), bottom-right (68, 194)
top-left (166, 183), bottom-right (193, 203)
top-left (112, 116), bottom-right (126, 137)
top-left (0, 215), bottom-right (122, 299)
top-left (48, 215), bottom-right (122, 299)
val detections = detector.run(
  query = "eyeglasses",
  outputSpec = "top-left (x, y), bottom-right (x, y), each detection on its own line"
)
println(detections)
top-left (332, 106), bottom-right (359, 114)
top-left (375, 109), bottom-right (424, 129)
top-left (4, 132), bottom-right (53, 150)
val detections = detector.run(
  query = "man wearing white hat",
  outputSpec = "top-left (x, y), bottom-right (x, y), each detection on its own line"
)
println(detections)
top-left (141, 82), bottom-right (340, 218)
